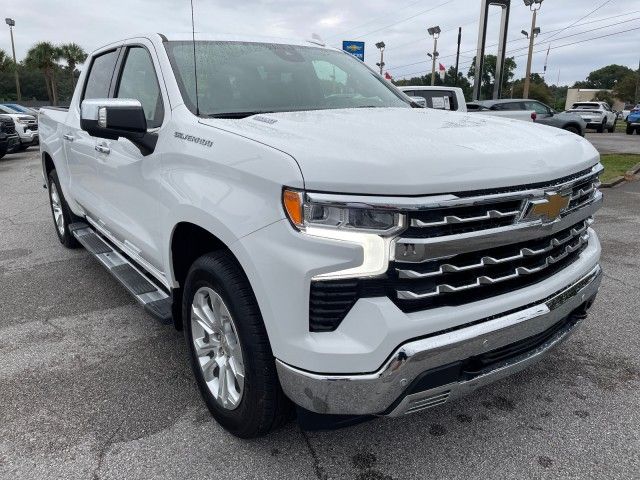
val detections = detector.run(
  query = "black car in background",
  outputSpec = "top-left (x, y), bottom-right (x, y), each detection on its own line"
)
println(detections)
top-left (0, 115), bottom-right (21, 159)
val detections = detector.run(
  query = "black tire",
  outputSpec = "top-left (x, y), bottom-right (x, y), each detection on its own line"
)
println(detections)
top-left (47, 170), bottom-right (81, 249)
top-left (18, 144), bottom-right (28, 151)
top-left (182, 251), bottom-right (292, 438)
top-left (627, 125), bottom-right (635, 135)
top-left (607, 120), bottom-right (616, 133)
top-left (564, 125), bottom-right (580, 135)
top-left (596, 120), bottom-right (605, 133)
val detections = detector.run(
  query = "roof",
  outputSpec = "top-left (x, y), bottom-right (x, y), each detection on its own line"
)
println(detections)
top-left (91, 33), bottom-right (338, 56)
top-left (472, 99), bottom-right (537, 106)
top-left (398, 86), bottom-right (463, 93)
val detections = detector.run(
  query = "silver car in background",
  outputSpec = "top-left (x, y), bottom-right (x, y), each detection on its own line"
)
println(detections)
top-left (471, 99), bottom-right (587, 136)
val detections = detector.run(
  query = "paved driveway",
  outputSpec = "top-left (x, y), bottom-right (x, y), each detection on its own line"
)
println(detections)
top-left (586, 131), bottom-right (640, 154)
top-left (1, 150), bottom-right (639, 479)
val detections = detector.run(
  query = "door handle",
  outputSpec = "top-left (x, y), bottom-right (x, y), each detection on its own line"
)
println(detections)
top-left (63, 134), bottom-right (74, 142)
top-left (95, 145), bottom-right (111, 155)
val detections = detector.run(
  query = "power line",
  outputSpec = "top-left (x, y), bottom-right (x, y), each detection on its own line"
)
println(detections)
top-left (398, 26), bottom-right (640, 79)
top-left (350, 0), bottom-right (457, 40)
top-left (326, 0), bottom-right (426, 40)
top-left (543, 0), bottom-right (615, 43)
top-left (388, 10), bottom-right (640, 73)
top-left (505, 15), bottom-right (640, 56)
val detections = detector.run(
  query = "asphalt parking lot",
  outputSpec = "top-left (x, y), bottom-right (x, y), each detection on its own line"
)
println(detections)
top-left (1, 149), bottom-right (639, 480)
top-left (585, 131), bottom-right (640, 154)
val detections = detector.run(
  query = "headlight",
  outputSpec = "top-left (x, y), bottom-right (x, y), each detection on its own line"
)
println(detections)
top-left (282, 188), bottom-right (405, 280)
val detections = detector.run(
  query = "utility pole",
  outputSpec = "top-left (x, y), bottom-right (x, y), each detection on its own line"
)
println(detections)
top-left (635, 57), bottom-right (640, 103)
top-left (428, 26), bottom-right (441, 86)
top-left (454, 27), bottom-right (462, 86)
top-left (375, 42), bottom-right (386, 76)
top-left (5, 18), bottom-right (21, 101)
top-left (523, 0), bottom-right (544, 99)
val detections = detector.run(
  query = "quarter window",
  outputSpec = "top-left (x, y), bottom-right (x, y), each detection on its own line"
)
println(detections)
top-left (116, 47), bottom-right (164, 128)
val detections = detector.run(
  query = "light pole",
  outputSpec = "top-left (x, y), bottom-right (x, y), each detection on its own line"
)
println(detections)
top-left (522, 0), bottom-right (543, 99)
top-left (428, 26), bottom-right (441, 86)
top-left (375, 42), bottom-right (386, 76)
top-left (5, 18), bottom-right (21, 101)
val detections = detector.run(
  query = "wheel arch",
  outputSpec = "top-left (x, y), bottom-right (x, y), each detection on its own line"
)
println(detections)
top-left (169, 221), bottom-right (249, 331)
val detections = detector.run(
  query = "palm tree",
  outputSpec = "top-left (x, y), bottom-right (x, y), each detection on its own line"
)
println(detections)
top-left (25, 42), bottom-right (62, 105)
top-left (59, 43), bottom-right (87, 91)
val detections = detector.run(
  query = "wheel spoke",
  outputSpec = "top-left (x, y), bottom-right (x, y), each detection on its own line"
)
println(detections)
top-left (218, 358), bottom-right (229, 405)
top-left (194, 336), bottom-right (218, 357)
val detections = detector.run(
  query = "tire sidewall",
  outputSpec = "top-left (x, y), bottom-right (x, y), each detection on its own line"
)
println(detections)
top-left (182, 257), bottom-right (264, 434)
top-left (47, 170), bottom-right (74, 246)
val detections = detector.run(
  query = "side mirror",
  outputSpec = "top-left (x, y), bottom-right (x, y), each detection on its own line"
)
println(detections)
top-left (80, 99), bottom-right (157, 154)
top-left (409, 96), bottom-right (427, 108)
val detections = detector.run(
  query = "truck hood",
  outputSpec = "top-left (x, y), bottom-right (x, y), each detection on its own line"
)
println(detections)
top-left (200, 108), bottom-right (599, 195)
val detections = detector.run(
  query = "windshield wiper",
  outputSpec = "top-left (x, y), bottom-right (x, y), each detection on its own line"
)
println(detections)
top-left (207, 111), bottom-right (275, 119)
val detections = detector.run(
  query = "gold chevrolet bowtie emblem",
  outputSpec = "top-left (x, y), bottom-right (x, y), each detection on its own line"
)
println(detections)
top-left (525, 192), bottom-right (571, 222)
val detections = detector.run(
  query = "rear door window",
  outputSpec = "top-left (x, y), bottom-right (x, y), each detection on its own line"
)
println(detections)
top-left (525, 101), bottom-right (550, 115)
top-left (492, 102), bottom-right (525, 111)
top-left (410, 90), bottom-right (458, 111)
top-left (83, 49), bottom-right (119, 100)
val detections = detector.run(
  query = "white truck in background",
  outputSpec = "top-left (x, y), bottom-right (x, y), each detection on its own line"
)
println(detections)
top-left (398, 86), bottom-right (467, 112)
top-left (39, 33), bottom-right (603, 438)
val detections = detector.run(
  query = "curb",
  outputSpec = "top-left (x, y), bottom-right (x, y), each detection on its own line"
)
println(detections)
top-left (600, 162), bottom-right (640, 188)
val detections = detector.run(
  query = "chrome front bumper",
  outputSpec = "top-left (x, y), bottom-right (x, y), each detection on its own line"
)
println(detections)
top-left (276, 265), bottom-right (602, 416)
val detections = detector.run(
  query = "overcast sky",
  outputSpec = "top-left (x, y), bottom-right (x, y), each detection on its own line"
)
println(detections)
top-left (2, 0), bottom-right (639, 86)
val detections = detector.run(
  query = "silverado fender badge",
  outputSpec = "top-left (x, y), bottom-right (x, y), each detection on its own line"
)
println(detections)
top-left (174, 132), bottom-right (213, 148)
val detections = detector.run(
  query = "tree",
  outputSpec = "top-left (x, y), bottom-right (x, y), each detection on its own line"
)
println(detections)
top-left (511, 80), bottom-right (553, 105)
top-left (613, 72), bottom-right (640, 103)
top-left (24, 42), bottom-right (62, 105)
top-left (594, 90), bottom-right (614, 107)
top-left (573, 64), bottom-right (635, 90)
top-left (59, 43), bottom-right (87, 91)
top-left (467, 55), bottom-right (517, 100)
top-left (0, 49), bottom-right (13, 72)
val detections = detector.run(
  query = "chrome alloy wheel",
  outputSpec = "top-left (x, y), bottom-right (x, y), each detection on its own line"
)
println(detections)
top-left (50, 182), bottom-right (65, 236)
top-left (191, 287), bottom-right (245, 410)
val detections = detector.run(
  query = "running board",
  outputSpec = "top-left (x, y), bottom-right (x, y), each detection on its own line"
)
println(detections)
top-left (69, 222), bottom-right (172, 324)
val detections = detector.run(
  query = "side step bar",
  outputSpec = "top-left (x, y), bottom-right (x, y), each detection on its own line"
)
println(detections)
top-left (70, 222), bottom-right (172, 324)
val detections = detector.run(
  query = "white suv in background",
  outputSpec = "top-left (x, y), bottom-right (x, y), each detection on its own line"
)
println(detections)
top-left (0, 105), bottom-right (39, 150)
top-left (566, 101), bottom-right (617, 133)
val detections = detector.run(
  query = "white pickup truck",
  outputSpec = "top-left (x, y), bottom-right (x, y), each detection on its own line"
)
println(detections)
top-left (39, 34), bottom-right (603, 438)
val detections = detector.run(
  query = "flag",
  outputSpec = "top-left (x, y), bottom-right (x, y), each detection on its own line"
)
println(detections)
top-left (439, 63), bottom-right (446, 80)
top-left (384, 71), bottom-right (393, 82)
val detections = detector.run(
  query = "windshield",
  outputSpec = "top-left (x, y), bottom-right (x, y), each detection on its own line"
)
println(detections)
top-left (0, 105), bottom-right (18, 114)
top-left (571, 103), bottom-right (600, 110)
top-left (164, 41), bottom-right (410, 117)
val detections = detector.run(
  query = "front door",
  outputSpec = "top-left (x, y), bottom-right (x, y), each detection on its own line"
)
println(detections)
top-left (93, 43), bottom-right (168, 274)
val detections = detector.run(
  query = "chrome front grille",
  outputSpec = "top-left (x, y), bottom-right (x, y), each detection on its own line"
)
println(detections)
top-left (391, 164), bottom-right (602, 312)
top-left (395, 219), bottom-right (591, 302)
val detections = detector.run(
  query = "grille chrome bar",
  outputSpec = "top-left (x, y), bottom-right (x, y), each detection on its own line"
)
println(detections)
top-left (410, 208), bottom-right (521, 228)
top-left (397, 233), bottom-right (591, 300)
top-left (397, 219), bottom-right (592, 279)
top-left (394, 193), bottom-right (601, 263)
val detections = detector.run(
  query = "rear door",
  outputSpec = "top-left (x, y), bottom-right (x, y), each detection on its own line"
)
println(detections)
top-left (93, 41), bottom-right (168, 273)
top-left (65, 47), bottom-right (121, 217)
